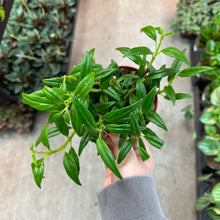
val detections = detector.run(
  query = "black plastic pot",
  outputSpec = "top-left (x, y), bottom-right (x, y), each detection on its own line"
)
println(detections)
top-left (0, 87), bottom-right (19, 104)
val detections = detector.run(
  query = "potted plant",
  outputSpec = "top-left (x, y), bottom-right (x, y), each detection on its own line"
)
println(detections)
top-left (171, 0), bottom-right (220, 37)
top-left (198, 86), bottom-right (220, 169)
top-left (0, 0), bottom-right (77, 98)
top-left (196, 171), bottom-right (220, 219)
top-left (0, 0), bottom-right (77, 132)
top-left (22, 25), bottom-right (212, 188)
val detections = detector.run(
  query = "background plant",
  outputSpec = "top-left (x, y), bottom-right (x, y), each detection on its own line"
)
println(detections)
top-left (22, 25), bottom-right (212, 188)
top-left (171, 0), bottom-right (220, 35)
top-left (0, 0), bottom-right (76, 96)
top-left (198, 86), bottom-right (220, 162)
top-left (196, 171), bottom-right (220, 220)
top-left (0, 3), bottom-right (5, 21)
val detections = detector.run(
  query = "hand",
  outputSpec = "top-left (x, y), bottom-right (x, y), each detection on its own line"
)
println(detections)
top-left (103, 132), bottom-right (155, 187)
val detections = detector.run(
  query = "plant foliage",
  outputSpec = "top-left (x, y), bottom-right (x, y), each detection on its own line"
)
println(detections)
top-left (22, 26), bottom-right (209, 188)
top-left (0, 0), bottom-right (76, 96)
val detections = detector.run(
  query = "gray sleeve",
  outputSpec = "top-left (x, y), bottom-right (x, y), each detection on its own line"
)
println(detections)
top-left (97, 175), bottom-right (168, 220)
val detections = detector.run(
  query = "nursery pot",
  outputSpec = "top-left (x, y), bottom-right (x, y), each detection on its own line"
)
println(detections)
top-left (0, 87), bottom-right (19, 104)
top-left (119, 65), bottom-right (158, 125)
top-left (205, 156), bottom-right (220, 170)
top-left (180, 32), bottom-right (197, 40)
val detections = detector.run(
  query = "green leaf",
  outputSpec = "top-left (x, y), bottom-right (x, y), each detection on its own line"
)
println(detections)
top-left (175, 93), bottom-right (193, 100)
top-left (178, 66), bottom-right (214, 77)
top-left (200, 111), bottom-right (213, 124)
top-left (78, 130), bottom-right (93, 156)
top-left (55, 116), bottom-right (69, 137)
top-left (145, 111), bottom-right (168, 131)
top-left (48, 111), bottom-right (64, 124)
top-left (95, 68), bottom-right (118, 80)
top-left (63, 151), bottom-right (81, 185)
top-left (117, 74), bottom-right (139, 84)
top-left (211, 86), bottom-right (220, 106)
top-left (43, 77), bottom-right (63, 88)
top-left (198, 173), bottom-right (213, 182)
top-left (95, 101), bottom-right (116, 113)
top-left (207, 207), bottom-right (220, 220)
top-left (141, 26), bottom-right (157, 41)
top-left (75, 72), bottom-right (95, 99)
top-left (103, 87), bottom-right (121, 101)
top-left (22, 91), bottom-right (56, 111)
top-left (143, 128), bottom-right (165, 149)
top-left (197, 139), bottom-right (220, 156)
top-left (69, 147), bottom-right (80, 174)
top-left (196, 193), bottom-right (212, 211)
top-left (71, 94), bottom-right (97, 130)
top-left (70, 103), bottom-right (83, 136)
top-left (126, 46), bottom-right (153, 56)
top-left (164, 86), bottom-right (176, 105)
top-left (103, 99), bottom-right (142, 122)
top-left (138, 138), bottom-right (150, 161)
top-left (118, 138), bottom-right (134, 164)
top-left (148, 68), bottom-right (178, 80)
top-left (136, 79), bottom-right (146, 99)
top-left (104, 124), bottom-right (131, 134)
top-left (130, 114), bottom-right (141, 137)
top-left (142, 86), bottom-right (157, 113)
top-left (116, 47), bottom-right (144, 65)
top-left (64, 111), bottom-right (70, 124)
top-left (164, 32), bottom-right (175, 37)
top-left (80, 51), bottom-right (93, 79)
top-left (161, 47), bottom-right (190, 66)
top-left (205, 125), bottom-right (217, 135)
top-left (40, 123), bottom-right (50, 149)
top-left (31, 156), bottom-right (44, 188)
top-left (96, 137), bottom-right (122, 179)
top-left (212, 183), bottom-right (220, 206)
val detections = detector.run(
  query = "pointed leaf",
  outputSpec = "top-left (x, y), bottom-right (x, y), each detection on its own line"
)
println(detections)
top-left (75, 72), bottom-right (95, 98)
top-left (142, 86), bottom-right (157, 113)
top-left (104, 124), bottom-right (131, 134)
top-left (118, 138), bottom-right (134, 164)
top-left (143, 128), bottom-right (165, 149)
top-left (55, 116), bottom-right (69, 137)
top-left (31, 157), bottom-right (44, 188)
top-left (95, 68), bottom-right (117, 80)
top-left (40, 123), bottom-right (50, 149)
top-left (178, 66), bottom-right (214, 77)
top-left (70, 103), bottom-right (83, 136)
top-left (103, 99), bottom-right (142, 122)
top-left (96, 137), bottom-right (122, 179)
top-left (161, 47), bottom-right (190, 66)
top-left (141, 26), bottom-right (157, 41)
top-left (80, 51), bottom-right (93, 79)
top-left (63, 151), bottom-right (81, 185)
top-left (164, 86), bottom-right (176, 105)
top-left (71, 94), bottom-right (97, 130)
top-left (136, 79), bottom-right (146, 98)
top-left (130, 114), bottom-right (141, 137)
top-left (78, 131), bottom-right (93, 156)
top-left (145, 111), bottom-right (168, 131)
top-left (69, 147), bottom-right (80, 173)
top-left (148, 68), bottom-right (178, 80)
top-left (138, 138), bottom-right (150, 161)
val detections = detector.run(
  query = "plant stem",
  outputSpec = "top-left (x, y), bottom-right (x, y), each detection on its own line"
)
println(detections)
top-left (31, 130), bottom-right (76, 156)
top-left (142, 35), bottom-right (164, 81)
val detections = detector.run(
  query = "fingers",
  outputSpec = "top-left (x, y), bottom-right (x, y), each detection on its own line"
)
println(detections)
top-left (103, 131), bottom-right (120, 159)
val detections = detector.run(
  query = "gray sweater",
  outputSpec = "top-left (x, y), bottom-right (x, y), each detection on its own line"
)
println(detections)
top-left (97, 176), bottom-right (168, 220)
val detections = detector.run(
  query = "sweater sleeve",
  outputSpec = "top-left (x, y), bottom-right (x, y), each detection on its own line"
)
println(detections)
top-left (97, 175), bottom-right (168, 220)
